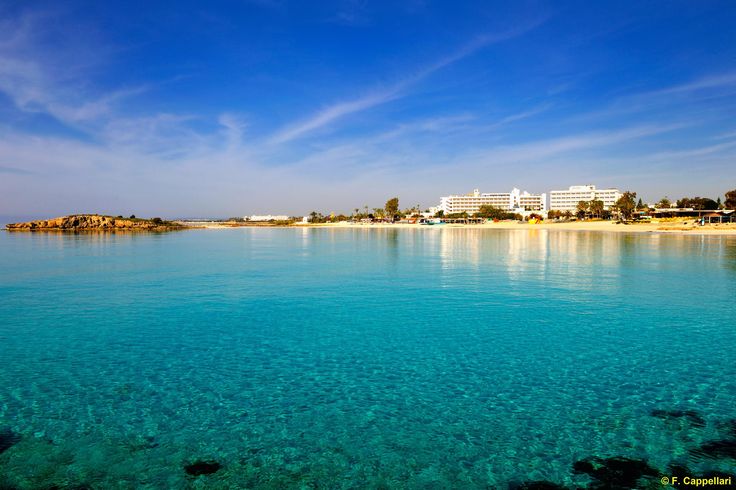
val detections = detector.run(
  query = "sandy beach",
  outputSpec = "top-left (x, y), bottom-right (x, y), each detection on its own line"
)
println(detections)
top-left (187, 220), bottom-right (736, 235)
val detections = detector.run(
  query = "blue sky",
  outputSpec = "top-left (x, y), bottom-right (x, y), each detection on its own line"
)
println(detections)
top-left (1, 1), bottom-right (735, 217)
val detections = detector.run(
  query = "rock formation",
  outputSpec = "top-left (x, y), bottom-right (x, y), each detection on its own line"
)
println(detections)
top-left (5, 215), bottom-right (187, 231)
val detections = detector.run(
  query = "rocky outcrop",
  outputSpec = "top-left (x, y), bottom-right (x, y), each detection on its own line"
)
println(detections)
top-left (6, 215), bottom-right (187, 231)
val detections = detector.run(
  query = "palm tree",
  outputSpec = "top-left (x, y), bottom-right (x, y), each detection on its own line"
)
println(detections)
top-left (576, 201), bottom-right (589, 219)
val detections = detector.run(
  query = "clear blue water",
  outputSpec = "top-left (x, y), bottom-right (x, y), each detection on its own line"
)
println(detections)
top-left (1, 228), bottom-right (735, 489)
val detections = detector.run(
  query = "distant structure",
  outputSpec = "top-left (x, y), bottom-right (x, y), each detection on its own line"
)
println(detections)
top-left (245, 214), bottom-right (289, 221)
top-left (437, 188), bottom-right (546, 216)
top-left (549, 185), bottom-right (621, 212)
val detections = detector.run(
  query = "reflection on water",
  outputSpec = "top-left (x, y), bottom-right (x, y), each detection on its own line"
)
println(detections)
top-left (721, 236), bottom-right (736, 271)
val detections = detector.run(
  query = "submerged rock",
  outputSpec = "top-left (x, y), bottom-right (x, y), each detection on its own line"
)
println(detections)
top-left (702, 470), bottom-right (736, 480)
top-left (718, 419), bottom-right (736, 439)
top-left (668, 463), bottom-right (690, 481)
top-left (509, 481), bottom-right (568, 489)
top-left (184, 460), bottom-right (222, 476)
top-left (651, 409), bottom-right (706, 428)
top-left (690, 439), bottom-right (736, 460)
top-left (572, 456), bottom-right (658, 488)
top-left (0, 427), bottom-right (21, 454)
top-left (45, 486), bottom-right (91, 490)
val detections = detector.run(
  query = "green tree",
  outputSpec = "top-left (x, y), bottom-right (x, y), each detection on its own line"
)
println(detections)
top-left (576, 201), bottom-right (589, 219)
top-left (676, 197), bottom-right (718, 210)
top-left (477, 205), bottom-right (515, 220)
top-left (385, 197), bottom-right (399, 221)
top-left (656, 197), bottom-right (671, 209)
top-left (589, 200), bottom-right (604, 218)
top-left (478, 205), bottom-right (499, 219)
top-left (724, 189), bottom-right (736, 209)
top-left (613, 191), bottom-right (637, 221)
top-left (636, 198), bottom-right (645, 210)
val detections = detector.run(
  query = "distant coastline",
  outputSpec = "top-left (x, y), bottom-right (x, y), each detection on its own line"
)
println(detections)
top-left (6, 215), bottom-right (736, 235)
top-left (186, 219), bottom-right (736, 235)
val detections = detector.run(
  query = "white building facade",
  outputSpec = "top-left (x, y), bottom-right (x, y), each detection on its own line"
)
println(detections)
top-left (245, 215), bottom-right (290, 221)
top-left (549, 185), bottom-right (622, 212)
top-left (438, 188), bottom-right (547, 216)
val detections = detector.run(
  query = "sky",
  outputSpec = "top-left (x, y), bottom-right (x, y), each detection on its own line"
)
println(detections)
top-left (1, 1), bottom-right (735, 218)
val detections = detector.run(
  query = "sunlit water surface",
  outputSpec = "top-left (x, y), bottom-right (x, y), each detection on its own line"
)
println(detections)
top-left (1, 228), bottom-right (735, 489)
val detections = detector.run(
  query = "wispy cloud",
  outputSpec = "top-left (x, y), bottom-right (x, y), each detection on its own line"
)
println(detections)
top-left (472, 105), bottom-right (552, 134)
top-left (713, 129), bottom-right (736, 140)
top-left (269, 89), bottom-right (402, 144)
top-left (571, 71), bottom-right (736, 125)
top-left (100, 114), bottom-right (207, 158)
top-left (0, 11), bottom-right (146, 127)
top-left (637, 139), bottom-right (736, 162)
top-left (371, 114), bottom-right (476, 141)
top-left (646, 71), bottom-right (736, 97)
top-left (331, 0), bottom-right (370, 25)
top-left (269, 19), bottom-right (546, 144)
top-left (461, 123), bottom-right (686, 168)
top-left (0, 165), bottom-right (34, 175)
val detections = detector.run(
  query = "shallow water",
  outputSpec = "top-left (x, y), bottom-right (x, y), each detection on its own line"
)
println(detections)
top-left (1, 228), bottom-right (735, 488)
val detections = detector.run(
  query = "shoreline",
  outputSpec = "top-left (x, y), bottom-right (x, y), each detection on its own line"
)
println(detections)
top-left (183, 220), bottom-right (736, 235)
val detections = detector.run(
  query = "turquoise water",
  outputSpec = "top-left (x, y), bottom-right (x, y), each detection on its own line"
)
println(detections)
top-left (0, 228), bottom-right (735, 489)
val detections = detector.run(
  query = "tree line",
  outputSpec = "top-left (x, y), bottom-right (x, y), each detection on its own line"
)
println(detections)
top-left (308, 197), bottom-right (411, 223)
top-left (305, 188), bottom-right (736, 224)
top-left (651, 188), bottom-right (735, 211)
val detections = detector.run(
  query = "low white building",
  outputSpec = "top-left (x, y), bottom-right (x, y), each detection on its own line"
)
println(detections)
top-left (549, 185), bottom-right (622, 212)
top-left (245, 214), bottom-right (290, 221)
top-left (437, 188), bottom-right (546, 216)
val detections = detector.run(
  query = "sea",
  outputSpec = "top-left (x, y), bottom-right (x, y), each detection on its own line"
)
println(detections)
top-left (1, 228), bottom-right (735, 489)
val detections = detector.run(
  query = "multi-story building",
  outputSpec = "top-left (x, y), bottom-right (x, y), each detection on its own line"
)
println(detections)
top-left (549, 185), bottom-right (622, 212)
top-left (437, 188), bottom-right (547, 216)
top-left (518, 191), bottom-right (547, 212)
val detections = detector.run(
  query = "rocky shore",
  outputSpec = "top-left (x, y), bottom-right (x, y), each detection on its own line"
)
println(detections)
top-left (5, 215), bottom-right (188, 231)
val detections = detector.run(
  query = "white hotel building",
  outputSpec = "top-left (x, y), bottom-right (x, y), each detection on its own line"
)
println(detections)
top-left (245, 214), bottom-right (290, 221)
top-left (549, 185), bottom-right (622, 212)
top-left (438, 188), bottom-right (547, 216)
